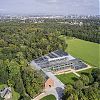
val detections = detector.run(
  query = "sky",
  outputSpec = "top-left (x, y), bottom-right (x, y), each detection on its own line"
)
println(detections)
top-left (0, 0), bottom-right (99, 15)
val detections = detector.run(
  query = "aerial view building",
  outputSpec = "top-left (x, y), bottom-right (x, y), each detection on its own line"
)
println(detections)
top-left (31, 50), bottom-right (88, 99)
top-left (33, 50), bottom-right (87, 73)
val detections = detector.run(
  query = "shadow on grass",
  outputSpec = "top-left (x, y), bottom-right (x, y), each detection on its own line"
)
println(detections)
top-left (80, 72), bottom-right (89, 76)
top-left (71, 77), bottom-right (78, 81)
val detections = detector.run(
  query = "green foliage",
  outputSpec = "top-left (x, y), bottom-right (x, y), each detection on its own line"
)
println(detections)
top-left (41, 95), bottom-right (56, 100)
top-left (74, 80), bottom-right (84, 90)
top-left (66, 38), bottom-right (100, 67)
top-left (12, 88), bottom-right (20, 100)
top-left (21, 66), bottom-right (45, 97)
top-left (0, 22), bottom-right (66, 99)
top-left (63, 68), bottom-right (100, 100)
top-left (91, 68), bottom-right (100, 82)
top-left (64, 84), bottom-right (78, 100)
top-left (0, 60), bottom-right (9, 84)
top-left (80, 75), bottom-right (89, 85)
top-left (18, 94), bottom-right (31, 100)
top-left (0, 19), bottom-right (99, 99)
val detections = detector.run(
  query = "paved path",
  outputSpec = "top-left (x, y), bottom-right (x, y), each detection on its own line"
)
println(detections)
top-left (55, 64), bottom-right (91, 76)
top-left (31, 61), bottom-right (65, 100)
top-left (32, 87), bottom-right (63, 100)
top-left (72, 69), bottom-right (80, 77)
top-left (32, 93), bottom-right (47, 100)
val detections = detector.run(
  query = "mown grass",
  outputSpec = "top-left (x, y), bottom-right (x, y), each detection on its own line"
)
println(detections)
top-left (56, 73), bottom-right (78, 85)
top-left (65, 38), bottom-right (100, 67)
top-left (56, 68), bottom-right (95, 85)
top-left (57, 36), bottom-right (99, 85)
top-left (41, 95), bottom-right (56, 100)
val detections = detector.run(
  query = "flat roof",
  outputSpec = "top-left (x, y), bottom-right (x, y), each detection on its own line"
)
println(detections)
top-left (34, 50), bottom-right (72, 63)
top-left (34, 50), bottom-right (76, 68)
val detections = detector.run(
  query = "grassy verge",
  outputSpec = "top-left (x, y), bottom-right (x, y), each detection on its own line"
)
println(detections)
top-left (41, 95), bottom-right (56, 100)
top-left (56, 73), bottom-right (78, 85)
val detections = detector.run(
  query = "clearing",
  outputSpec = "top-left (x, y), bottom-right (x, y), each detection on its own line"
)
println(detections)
top-left (63, 37), bottom-right (100, 67)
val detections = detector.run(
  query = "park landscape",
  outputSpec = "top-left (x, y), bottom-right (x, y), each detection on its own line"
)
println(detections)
top-left (41, 37), bottom-right (100, 100)
top-left (55, 37), bottom-right (100, 100)
top-left (0, 17), bottom-right (100, 100)
top-left (39, 37), bottom-right (100, 100)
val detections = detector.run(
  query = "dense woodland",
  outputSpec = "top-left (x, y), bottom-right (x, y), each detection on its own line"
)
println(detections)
top-left (0, 21), bottom-right (66, 99)
top-left (0, 19), bottom-right (99, 99)
top-left (63, 68), bottom-right (100, 100)
top-left (1, 18), bottom-right (99, 43)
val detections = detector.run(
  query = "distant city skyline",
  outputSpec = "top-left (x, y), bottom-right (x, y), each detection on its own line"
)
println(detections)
top-left (0, 0), bottom-right (99, 15)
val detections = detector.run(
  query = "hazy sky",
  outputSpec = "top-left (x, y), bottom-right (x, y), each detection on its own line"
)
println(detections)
top-left (0, 0), bottom-right (99, 15)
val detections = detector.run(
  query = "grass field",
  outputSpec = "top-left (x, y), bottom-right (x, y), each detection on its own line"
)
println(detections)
top-left (41, 95), bottom-right (56, 100)
top-left (56, 73), bottom-right (78, 85)
top-left (57, 36), bottom-right (99, 85)
top-left (56, 68), bottom-right (95, 85)
top-left (64, 38), bottom-right (100, 67)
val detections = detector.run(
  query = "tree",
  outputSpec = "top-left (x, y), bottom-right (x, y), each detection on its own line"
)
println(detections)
top-left (21, 66), bottom-right (45, 97)
top-left (91, 68), bottom-right (100, 82)
top-left (88, 73), bottom-right (94, 84)
top-left (83, 86), bottom-right (98, 100)
top-left (64, 84), bottom-right (78, 100)
top-left (0, 60), bottom-right (9, 84)
top-left (92, 82), bottom-right (99, 88)
top-left (74, 80), bottom-right (84, 90)
top-left (80, 75), bottom-right (89, 85)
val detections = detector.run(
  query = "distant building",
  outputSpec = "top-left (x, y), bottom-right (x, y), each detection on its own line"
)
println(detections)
top-left (0, 87), bottom-right (12, 100)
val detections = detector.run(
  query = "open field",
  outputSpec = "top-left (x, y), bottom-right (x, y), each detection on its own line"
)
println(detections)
top-left (56, 73), bottom-right (78, 85)
top-left (64, 38), bottom-right (100, 67)
top-left (57, 36), bottom-right (99, 85)
top-left (41, 95), bottom-right (56, 100)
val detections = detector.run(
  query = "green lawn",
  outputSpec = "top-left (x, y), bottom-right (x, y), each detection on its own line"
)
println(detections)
top-left (56, 68), bottom-right (95, 85)
top-left (57, 36), bottom-right (99, 85)
top-left (41, 95), bottom-right (56, 100)
top-left (56, 73), bottom-right (78, 85)
top-left (65, 38), bottom-right (100, 67)
top-left (12, 88), bottom-right (20, 100)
